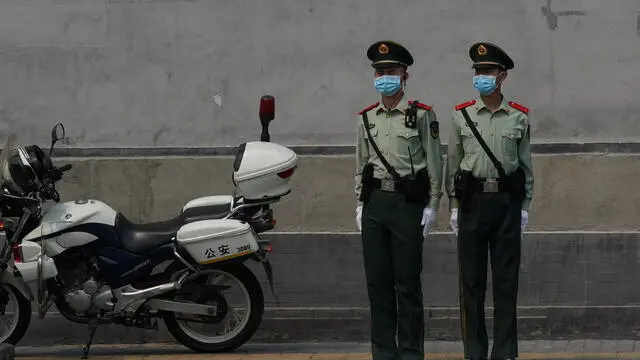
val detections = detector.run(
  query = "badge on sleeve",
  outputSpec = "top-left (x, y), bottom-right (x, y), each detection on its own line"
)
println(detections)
top-left (429, 120), bottom-right (439, 139)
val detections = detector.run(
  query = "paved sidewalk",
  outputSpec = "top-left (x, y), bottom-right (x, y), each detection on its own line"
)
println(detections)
top-left (13, 341), bottom-right (640, 359)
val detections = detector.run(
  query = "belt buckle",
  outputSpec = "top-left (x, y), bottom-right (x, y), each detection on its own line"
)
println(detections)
top-left (380, 179), bottom-right (395, 192)
top-left (483, 178), bottom-right (499, 193)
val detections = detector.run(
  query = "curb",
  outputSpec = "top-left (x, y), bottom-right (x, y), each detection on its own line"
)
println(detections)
top-left (15, 306), bottom-right (640, 347)
top-left (0, 344), bottom-right (14, 360)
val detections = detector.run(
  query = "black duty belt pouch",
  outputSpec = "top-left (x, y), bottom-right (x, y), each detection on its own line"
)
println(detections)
top-left (361, 111), bottom-right (430, 205)
top-left (359, 163), bottom-right (374, 203)
top-left (507, 166), bottom-right (526, 201)
top-left (453, 169), bottom-right (472, 202)
top-left (397, 167), bottom-right (430, 205)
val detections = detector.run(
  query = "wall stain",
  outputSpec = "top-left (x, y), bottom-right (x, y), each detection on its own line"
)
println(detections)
top-left (541, 0), bottom-right (586, 31)
top-left (123, 159), bottom-right (161, 221)
top-left (63, 129), bottom-right (86, 146)
top-left (152, 127), bottom-right (169, 146)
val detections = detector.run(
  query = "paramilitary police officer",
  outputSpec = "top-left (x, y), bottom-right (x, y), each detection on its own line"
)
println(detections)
top-left (354, 40), bottom-right (444, 360)
top-left (444, 42), bottom-right (534, 360)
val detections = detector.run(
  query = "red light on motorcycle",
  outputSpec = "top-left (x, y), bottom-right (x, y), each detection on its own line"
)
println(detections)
top-left (12, 244), bottom-right (22, 263)
top-left (277, 167), bottom-right (295, 179)
top-left (264, 244), bottom-right (273, 252)
top-left (0, 221), bottom-right (4, 231)
top-left (259, 95), bottom-right (275, 121)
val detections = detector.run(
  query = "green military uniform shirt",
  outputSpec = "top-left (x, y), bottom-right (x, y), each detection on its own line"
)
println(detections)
top-left (444, 96), bottom-right (534, 211)
top-left (355, 95), bottom-right (444, 210)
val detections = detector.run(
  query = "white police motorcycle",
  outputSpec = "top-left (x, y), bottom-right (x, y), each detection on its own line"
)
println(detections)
top-left (0, 96), bottom-right (297, 358)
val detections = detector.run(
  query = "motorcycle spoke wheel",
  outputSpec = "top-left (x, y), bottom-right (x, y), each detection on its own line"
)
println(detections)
top-left (176, 270), bottom-right (251, 343)
top-left (162, 264), bottom-right (264, 353)
top-left (0, 288), bottom-right (19, 342)
top-left (0, 284), bottom-right (31, 345)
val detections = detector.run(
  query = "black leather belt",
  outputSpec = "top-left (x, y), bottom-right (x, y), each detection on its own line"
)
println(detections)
top-left (371, 178), bottom-right (398, 192)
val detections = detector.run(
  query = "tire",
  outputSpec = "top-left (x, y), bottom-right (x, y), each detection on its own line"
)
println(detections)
top-left (0, 284), bottom-right (31, 345)
top-left (163, 263), bottom-right (264, 353)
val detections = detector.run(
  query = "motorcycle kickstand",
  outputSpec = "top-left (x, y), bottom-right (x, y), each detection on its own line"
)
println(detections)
top-left (80, 320), bottom-right (99, 359)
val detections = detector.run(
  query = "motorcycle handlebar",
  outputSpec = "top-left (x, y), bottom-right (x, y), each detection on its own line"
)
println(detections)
top-left (50, 164), bottom-right (72, 182)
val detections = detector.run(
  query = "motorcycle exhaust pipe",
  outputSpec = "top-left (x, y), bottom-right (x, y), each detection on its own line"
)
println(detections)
top-left (110, 271), bottom-right (190, 312)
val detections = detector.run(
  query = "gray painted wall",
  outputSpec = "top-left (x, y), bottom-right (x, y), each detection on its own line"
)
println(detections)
top-left (1, 0), bottom-right (639, 147)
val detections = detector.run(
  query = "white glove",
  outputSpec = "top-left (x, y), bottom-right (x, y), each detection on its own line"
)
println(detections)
top-left (521, 210), bottom-right (528, 231)
top-left (356, 205), bottom-right (363, 231)
top-left (450, 208), bottom-right (459, 235)
top-left (420, 207), bottom-right (436, 237)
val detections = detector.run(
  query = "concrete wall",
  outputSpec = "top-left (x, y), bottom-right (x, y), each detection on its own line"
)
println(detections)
top-left (1, 0), bottom-right (640, 147)
top-left (54, 152), bottom-right (640, 231)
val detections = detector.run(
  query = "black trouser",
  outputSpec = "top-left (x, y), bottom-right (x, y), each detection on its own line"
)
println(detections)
top-left (361, 189), bottom-right (425, 360)
top-left (457, 191), bottom-right (522, 359)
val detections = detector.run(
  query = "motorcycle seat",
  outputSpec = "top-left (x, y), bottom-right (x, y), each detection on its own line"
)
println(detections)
top-left (115, 205), bottom-right (232, 254)
top-left (180, 203), bottom-right (230, 224)
top-left (115, 213), bottom-right (183, 254)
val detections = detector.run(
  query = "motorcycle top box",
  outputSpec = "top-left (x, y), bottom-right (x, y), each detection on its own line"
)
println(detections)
top-left (232, 141), bottom-right (297, 201)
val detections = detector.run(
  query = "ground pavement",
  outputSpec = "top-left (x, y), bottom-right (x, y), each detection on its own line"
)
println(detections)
top-left (11, 341), bottom-right (640, 359)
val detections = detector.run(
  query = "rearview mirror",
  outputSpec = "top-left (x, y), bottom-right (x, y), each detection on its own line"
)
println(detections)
top-left (49, 123), bottom-right (65, 156)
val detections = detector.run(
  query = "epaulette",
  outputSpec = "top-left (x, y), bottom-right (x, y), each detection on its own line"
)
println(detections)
top-left (358, 102), bottom-right (379, 115)
top-left (508, 101), bottom-right (529, 114)
top-left (408, 100), bottom-right (432, 111)
top-left (454, 100), bottom-right (476, 111)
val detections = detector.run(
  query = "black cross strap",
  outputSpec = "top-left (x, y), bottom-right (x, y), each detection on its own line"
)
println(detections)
top-left (459, 107), bottom-right (507, 178)
top-left (360, 110), bottom-right (402, 181)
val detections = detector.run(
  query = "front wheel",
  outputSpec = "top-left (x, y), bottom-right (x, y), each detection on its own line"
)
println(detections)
top-left (0, 283), bottom-right (31, 345)
top-left (163, 263), bottom-right (265, 352)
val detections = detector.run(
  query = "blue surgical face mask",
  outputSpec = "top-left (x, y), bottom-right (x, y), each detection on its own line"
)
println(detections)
top-left (374, 75), bottom-right (402, 96)
top-left (473, 75), bottom-right (497, 95)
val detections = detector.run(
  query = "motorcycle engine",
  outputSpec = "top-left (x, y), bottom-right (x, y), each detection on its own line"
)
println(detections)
top-left (58, 255), bottom-right (115, 314)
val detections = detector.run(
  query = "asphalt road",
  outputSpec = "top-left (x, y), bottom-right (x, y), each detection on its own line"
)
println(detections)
top-left (12, 341), bottom-right (640, 359)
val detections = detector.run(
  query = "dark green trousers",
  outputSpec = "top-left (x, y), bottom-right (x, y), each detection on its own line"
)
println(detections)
top-left (457, 192), bottom-right (522, 359)
top-left (361, 189), bottom-right (425, 360)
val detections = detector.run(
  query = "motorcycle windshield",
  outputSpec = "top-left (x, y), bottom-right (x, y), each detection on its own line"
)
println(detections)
top-left (0, 133), bottom-right (17, 187)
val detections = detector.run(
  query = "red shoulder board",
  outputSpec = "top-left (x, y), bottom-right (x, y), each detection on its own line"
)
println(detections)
top-left (408, 100), bottom-right (432, 111)
top-left (454, 100), bottom-right (476, 111)
top-left (358, 102), bottom-right (379, 115)
top-left (508, 101), bottom-right (529, 114)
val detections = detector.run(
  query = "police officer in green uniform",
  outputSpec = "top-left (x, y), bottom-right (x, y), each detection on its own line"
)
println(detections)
top-left (444, 42), bottom-right (534, 360)
top-left (354, 40), bottom-right (444, 360)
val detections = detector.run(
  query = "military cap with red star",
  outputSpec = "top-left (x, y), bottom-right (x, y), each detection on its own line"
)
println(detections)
top-left (366, 40), bottom-right (414, 69)
top-left (469, 42), bottom-right (514, 71)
